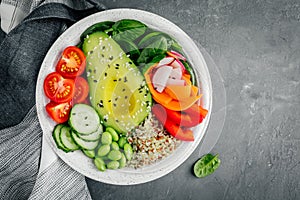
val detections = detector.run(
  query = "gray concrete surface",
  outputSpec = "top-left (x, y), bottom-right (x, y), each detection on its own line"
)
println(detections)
top-left (86, 0), bottom-right (300, 199)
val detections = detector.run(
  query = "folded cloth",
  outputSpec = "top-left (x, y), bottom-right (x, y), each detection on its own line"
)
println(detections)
top-left (0, 1), bottom-right (106, 199)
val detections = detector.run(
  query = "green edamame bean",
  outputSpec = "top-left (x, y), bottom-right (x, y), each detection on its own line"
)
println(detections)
top-left (82, 149), bottom-right (95, 159)
top-left (106, 127), bottom-right (119, 141)
top-left (118, 137), bottom-right (127, 148)
top-left (101, 131), bottom-right (112, 145)
top-left (124, 143), bottom-right (133, 161)
top-left (111, 141), bottom-right (119, 151)
top-left (94, 157), bottom-right (106, 172)
top-left (107, 160), bottom-right (120, 169)
top-left (107, 150), bottom-right (122, 161)
top-left (119, 153), bottom-right (126, 168)
top-left (97, 144), bottom-right (110, 157)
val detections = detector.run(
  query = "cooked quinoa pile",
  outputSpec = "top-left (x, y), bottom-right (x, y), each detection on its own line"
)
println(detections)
top-left (126, 113), bottom-right (181, 168)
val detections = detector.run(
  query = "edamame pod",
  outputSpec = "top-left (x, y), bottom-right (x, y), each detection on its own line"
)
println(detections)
top-left (101, 131), bottom-right (112, 145)
top-left (119, 153), bottom-right (126, 168)
top-left (106, 127), bottom-right (119, 141)
top-left (107, 160), bottom-right (120, 169)
top-left (118, 137), bottom-right (127, 148)
top-left (94, 157), bottom-right (106, 172)
top-left (97, 144), bottom-right (110, 157)
top-left (111, 142), bottom-right (119, 151)
top-left (108, 150), bottom-right (122, 161)
top-left (124, 143), bottom-right (133, 161)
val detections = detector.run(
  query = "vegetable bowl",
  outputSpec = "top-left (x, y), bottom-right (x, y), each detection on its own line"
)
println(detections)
top-left (36, 9), bottom-right (212, 185)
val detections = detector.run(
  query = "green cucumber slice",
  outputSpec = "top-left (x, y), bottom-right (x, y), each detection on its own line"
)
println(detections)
top-left (71, 130), bottom-right (99, 150)
top-left (69, 104), bottom-right (100, 135)
top-left (52, 124), bottom-right (70, 152)
top-left (78, 124), bottom-right (103, 141)
top-left (60, 126), bottom-right (79, 151)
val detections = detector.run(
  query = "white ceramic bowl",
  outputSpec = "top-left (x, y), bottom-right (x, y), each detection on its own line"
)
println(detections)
top-left (36, 8), bottom-right (212, 185)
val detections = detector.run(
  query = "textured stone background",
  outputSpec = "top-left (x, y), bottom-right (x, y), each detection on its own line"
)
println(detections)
top-left (86, 0), bottom-right (300, 199)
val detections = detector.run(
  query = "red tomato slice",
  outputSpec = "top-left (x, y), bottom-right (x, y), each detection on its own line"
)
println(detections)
top-left (56, 46), bottom-right (86, 78)
top-left (72, 76), bottom-right (89, 104)
top-left (44, 72), bottom-right (75, 103)
top-left (45, 101), bottom-right (72, 123)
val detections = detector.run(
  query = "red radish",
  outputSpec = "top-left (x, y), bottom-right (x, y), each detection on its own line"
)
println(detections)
top-left (158, 57), bottom-right (175, 67)
top-left (171, 59), bottom-right (186, 72)
top-left (166, 78), bottom-right (185, 86)
top-left (167, 50), bottom-right (186, 61)
top-left (152, 66), bottom-right (173, 93)
top-left (169, 67), bottom-right (182, 80)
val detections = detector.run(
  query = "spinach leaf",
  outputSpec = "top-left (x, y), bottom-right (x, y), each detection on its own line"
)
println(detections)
top-left (112, 19), bottom-right (147, 42)
top-left (116, 39), bottom-right (140, 62)
top-left (137, 37), bottom-right (168, 64)
top-left (138, 31), bottom-right (183, 53)
top-left (80, 21), bottom-right (115, 41)
top-left (138, 31), bottom-right (164, 48)
top-left (193, 154), bottom-right (221, 178)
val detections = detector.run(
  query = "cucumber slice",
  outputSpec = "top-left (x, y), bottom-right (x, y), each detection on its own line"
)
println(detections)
top-left (71, 130), bottom-right (99, 150)
top-left (60, 126), bottom-right (79, 151)
top-left (69, 104), bottom-right (100, 135)
top-left (52, 124), bottom-right (70, 152)
top-left (78, 124), bottom-right (103, 141)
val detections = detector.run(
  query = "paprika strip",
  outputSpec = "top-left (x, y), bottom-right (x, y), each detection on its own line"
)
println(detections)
top-left (185, 103), bottom-right (208, 119)
top-left (152, 104), bottom-right (194, 141)
top-left (165, 107), bottom-right (203, 127)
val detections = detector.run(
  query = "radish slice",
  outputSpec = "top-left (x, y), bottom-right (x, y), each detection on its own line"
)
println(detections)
top-left (171, 59), bottom-right (186, 72)
top-left (152, 66), bottom-right (173, 93)
top-left (158, 57), bottom-right (175, 67)
top-left (167, 50), bottom-right (186, 61)
top-left (166, 78), bottom-right (185, 86)
top-left (169, 67), bottom-right (182, 80)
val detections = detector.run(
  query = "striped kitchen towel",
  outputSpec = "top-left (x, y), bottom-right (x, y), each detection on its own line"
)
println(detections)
top-left (0, 1), bottom-right (106, 199)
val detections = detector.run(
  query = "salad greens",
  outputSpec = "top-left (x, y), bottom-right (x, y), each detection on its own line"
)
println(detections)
top-left (79, 19), bottom-right (187, 73)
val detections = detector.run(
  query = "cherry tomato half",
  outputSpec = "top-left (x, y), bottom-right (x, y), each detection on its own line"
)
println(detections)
top-left (43, 72), bottom-right (75, 103)
top-left (72, 76), bottom-right (89, 104)
top-left (45, 101), bottom-right (72, 123)
top-left (56, 46), bottom-right (86, 78)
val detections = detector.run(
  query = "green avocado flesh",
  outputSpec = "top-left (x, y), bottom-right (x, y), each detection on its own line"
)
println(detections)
top-left (82, 32), bottom-right (152, 133)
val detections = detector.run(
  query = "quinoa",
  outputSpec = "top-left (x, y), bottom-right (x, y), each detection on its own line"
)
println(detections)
top-left (126, 113), bottom-right (181, 168)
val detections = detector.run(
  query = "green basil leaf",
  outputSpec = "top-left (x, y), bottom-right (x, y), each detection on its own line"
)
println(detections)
top-left (193, 154), bottom-right (221, 178)
top-left (137, 37), bottom-right (168, 64)
top-left (112, 19), bottom-right (147, 41)
top-left (138, 31), bottom-right (164, 48)
top-left (115, 39), bottom-right (141, 62)
top-left (80, 21), bottom-right (115, 42)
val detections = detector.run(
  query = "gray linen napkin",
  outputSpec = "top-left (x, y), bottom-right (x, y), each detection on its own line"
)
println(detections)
top-left (0, 1), bottom-right (105, 199)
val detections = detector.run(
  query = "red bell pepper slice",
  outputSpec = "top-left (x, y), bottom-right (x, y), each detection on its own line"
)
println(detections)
top-left (152, 104), bottom-right (194, 141)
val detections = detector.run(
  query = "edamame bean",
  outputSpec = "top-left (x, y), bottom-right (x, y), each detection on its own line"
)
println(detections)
top-left (107, 160), bottom-right (119, 169)
top-left (111, 141), bottom-right (119, 151)
top-left (124, 143), bottom-right (133, 161)
top-left (107, 150), bottom-right (122, 161)
top-left (119, 153), bottom-right (126, 168)
top-left (101, 131), bottom-right (112, 145)
top-left (118, 137), bottom-right (127, 148)
top-left (97, 144), bottom-right (110, 157)
top-left (106, 127), bottom-right (119, 141)
top-left (94, 157), bottom-right (106, 172)
top-left (82, 149), bottom-right (95, 158)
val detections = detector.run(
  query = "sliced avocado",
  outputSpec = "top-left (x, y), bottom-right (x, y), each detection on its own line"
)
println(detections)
top-left (82, 31), bottom-right (152, 134)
